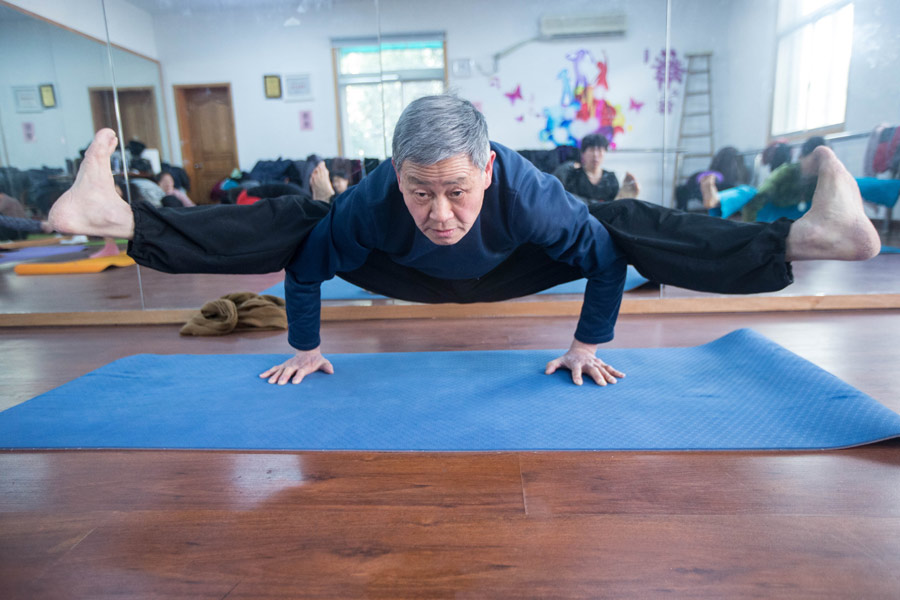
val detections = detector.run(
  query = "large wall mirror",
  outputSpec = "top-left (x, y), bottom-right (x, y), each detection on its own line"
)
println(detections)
top-left (0, 0), bottom-right (148, 314)
top-left (660, 0), bottom-right (900, 300)
top-left (3, 0), bottom-right (898, 323)
top-left (115, 0), bottom-right (669, 313)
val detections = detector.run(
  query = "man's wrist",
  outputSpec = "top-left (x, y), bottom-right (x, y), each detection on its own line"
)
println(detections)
top-left (570, 338), bottom-right (599, 354)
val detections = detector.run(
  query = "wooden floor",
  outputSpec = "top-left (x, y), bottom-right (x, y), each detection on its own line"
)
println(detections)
top-left (2, 310), bottom-right (900, 598)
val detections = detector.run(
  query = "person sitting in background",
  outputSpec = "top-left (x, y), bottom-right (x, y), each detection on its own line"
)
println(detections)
top-left (701, 136), bottom-right (827, 222)
top-left (554, 133), bottom-right (640, 205)
top-left (0, 189), bottom-right (52, 239)
top-left (308, 162), bottom-right (338, 202)
top-left (236, 162), bottom-right (339, 206)
top-left (158, 171), bottom-right (195, 208)
top-left (675, 146), bottom-right (751, 210)
top-left (751, 140), bottom-right (792, 186)
top-left (330, 169), bottom-right (351, 196)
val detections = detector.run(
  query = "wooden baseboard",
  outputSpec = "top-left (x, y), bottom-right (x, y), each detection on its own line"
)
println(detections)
top-left (3, 294), bottom-right (899, 327)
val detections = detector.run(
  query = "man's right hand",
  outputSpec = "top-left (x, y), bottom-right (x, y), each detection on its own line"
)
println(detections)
top-left (259, 347), bottom-right (334, 385)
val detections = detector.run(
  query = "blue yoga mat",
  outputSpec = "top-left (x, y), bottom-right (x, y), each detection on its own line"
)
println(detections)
top-left (262, 265), bottom-right (650, 300)
top-left (857, 177), bottom-right (900, 208)
top-left (2, 329), bottom-right (898, 451)
top-left (880, 245), bottom-right (900, 254)
top-left (0, 244), bottom-right (86, 264)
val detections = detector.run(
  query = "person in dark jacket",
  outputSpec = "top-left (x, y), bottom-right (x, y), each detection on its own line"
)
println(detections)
top-left (554, 133), bottom-right (639, 204)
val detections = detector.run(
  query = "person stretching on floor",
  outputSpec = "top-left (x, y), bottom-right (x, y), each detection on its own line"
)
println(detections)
top-left (48, 95), bottom-right (880, 387)
top-left (701, 136), bottom-right (827, 222)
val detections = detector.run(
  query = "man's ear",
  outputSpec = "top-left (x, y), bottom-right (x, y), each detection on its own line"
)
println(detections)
top-left (392, 159), bottom-right (400, 182)
top-left (482, 151), bottom-right (497, 190)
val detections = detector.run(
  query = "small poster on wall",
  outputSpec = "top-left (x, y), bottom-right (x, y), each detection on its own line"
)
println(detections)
top-left (284, 74), bottom-right (312, 102)
top-left (39, 84), bottom-right (57, 108)
top-left (263, 75), bottom-right (282, 99)
top-left (299, 110), bottom-right (313, 131)
top-left (13, 86), bottom-right (42, 113)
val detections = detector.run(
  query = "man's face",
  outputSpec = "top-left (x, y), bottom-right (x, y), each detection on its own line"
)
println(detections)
top-left (395, 151), bottom-right (496, 246)
top-left (581, 145), bottom-right (606, 171)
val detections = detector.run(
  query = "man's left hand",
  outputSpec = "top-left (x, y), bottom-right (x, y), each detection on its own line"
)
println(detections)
top-left (545, 339), bottom-right (625, 386)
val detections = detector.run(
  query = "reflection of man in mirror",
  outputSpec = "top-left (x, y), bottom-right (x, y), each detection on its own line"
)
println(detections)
top-left (49, 94), bottom-right (880, 387)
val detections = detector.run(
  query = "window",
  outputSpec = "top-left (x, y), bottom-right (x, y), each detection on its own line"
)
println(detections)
top-left (333, 34), bottom-right (446, 160)
top-left (770, 0), bottom-right (854, 137)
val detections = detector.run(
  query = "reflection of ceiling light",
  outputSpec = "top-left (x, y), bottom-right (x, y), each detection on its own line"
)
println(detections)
top-left (294, 0), bottom-right (333, 14)
top-left (284, 16), bottom-right (301, 26)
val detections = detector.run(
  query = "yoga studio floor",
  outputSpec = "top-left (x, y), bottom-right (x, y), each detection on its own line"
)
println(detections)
top-left (2, 309), bottom-right (900, 598)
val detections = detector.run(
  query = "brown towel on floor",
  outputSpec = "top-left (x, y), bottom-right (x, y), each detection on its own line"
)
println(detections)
top-left (180, 292), bottom-right (287, 336)
top-left (227, 292), bottom-right (288, 331)
top-left (179, 298), bottom-right (239, 336)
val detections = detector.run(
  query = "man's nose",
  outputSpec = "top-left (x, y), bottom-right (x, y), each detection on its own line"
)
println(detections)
top-left (430, 197), bottom-right (454, 222)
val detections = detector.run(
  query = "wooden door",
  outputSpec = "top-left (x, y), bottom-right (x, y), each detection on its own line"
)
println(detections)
top-left (174, 85), bottom-right (239, 205)
top-left (89, 87), bottom-right (162, 156)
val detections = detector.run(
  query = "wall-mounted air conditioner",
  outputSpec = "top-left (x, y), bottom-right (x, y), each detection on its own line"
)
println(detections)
top-left (539, 13), bottom-right (627, 38)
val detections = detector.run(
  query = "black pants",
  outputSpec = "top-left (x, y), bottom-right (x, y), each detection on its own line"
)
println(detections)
top-left (128, 197), bottom-right (793, 302)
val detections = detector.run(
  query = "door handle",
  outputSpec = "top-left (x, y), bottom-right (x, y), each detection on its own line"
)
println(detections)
top-left (194, 163), bottom-right (203, 170)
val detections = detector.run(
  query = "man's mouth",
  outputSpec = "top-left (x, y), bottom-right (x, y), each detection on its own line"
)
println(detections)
top-left (431, 228), bottom-right (456, 239)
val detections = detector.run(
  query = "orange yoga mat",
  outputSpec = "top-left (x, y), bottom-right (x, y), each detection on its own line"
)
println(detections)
top-left (14, 250), bottom-right (135, 275)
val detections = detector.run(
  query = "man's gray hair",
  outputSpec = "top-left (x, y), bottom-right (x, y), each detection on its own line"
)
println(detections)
top-left (392, 94), bottom-right (491, 172)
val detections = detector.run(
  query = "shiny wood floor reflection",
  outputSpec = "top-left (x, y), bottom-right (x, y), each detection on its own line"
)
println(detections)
top-left (2, 311), bottom-right (900, 598)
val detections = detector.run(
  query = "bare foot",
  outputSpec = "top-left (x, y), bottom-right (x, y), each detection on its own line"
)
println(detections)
top-left (48, 129), bottom-right (135, 239)
top-left (89, 237), bottom-right (120, 259)
top-left (309, 162), bottom-right (335, 202)
top-left (786, 147), bottom-right (880, 261)
top-left (614, 172), bottom-right (640, 200)
top-left (700, 174), bottom-right (720, 209)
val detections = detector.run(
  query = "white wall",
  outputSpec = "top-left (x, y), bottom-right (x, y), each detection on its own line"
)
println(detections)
top-left (374, 0), bottom-right (673, 204)
top-left (0, 17), bottom-right (113, 169)
top-left (844, 0), bottom-right (900, 166)
top-left (1, 0), bottom-right (165, 169)
top-left (6, 0), bottom-right (158, 58)
top-left (148, 0), bottom-right (681, 202)
top-left (149, 0), bottom-right (382, 171)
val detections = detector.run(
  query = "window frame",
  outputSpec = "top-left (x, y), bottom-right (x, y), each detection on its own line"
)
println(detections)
top-left (768, 0), bottom-right (854, 142)
top-left (331, 33), bottom-right (448, 159)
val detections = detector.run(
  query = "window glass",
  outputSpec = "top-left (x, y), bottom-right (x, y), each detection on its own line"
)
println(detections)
top-left (771, 1), bottom-right (853, 135)
top-left (336, 38), bottom-right (445, 158)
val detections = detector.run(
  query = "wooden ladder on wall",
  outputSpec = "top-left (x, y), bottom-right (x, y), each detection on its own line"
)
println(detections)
top-left (673, 52), bottom-right (715, 209)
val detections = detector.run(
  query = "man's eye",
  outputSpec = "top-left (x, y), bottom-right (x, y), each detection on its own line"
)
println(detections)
top-left (449, 190), bottom-right (463, 198)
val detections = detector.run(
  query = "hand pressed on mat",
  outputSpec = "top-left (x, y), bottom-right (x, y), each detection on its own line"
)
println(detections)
top-left (260, 347), bottom-right (334, 385)
top-left (545, 339), bottom-right (625, 386)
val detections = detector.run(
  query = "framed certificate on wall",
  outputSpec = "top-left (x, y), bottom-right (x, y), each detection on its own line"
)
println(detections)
top-left (263, 74), bottom-right (282, 99)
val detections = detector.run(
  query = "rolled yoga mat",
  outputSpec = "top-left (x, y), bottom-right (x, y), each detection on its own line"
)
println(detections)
top-left (261, 265), bottom-right (651, 300)
top-left (2, 329), bottom-right (898, 451)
